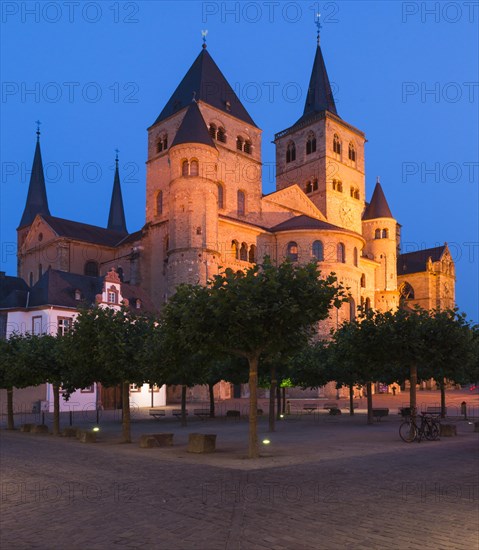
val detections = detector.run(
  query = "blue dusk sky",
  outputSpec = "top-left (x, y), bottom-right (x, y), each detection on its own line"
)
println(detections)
top-left (1, 1), bottom-right (478, 322)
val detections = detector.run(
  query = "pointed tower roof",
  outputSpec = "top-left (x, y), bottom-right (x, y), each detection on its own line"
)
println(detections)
top-left (296, 43), bottom-right (338, 125)
top-left (107, 154), bottom-right (128, 234)
top-left (19, 128), bottom-right (50, 228)
top-left (153, 46), bottom-right (257, 127)
top-left (170, 101), bottom-right (216, 149)
top-left (363, 179), bottom-right (394, 220)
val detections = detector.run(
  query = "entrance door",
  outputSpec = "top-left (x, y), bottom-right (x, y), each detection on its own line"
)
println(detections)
top-left (101, 385), bottom-right (122, 409)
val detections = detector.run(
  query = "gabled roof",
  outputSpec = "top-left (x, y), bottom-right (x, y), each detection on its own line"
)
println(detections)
top-left (107, 158), bottom-right (128, 234)
top-left (271, 214), bottom-right (355, 234)
top-left (153, 46), bottom-right (257, 127)
top-left (42, 215), bottom-right (129, 247)
top-left (0, 273), bottom-right (29, 309)
top-left (170, 101), bottom-right (216, 149)
top-left (362, 181), bottom-right (394, 220)
top-left (19, 136), bottom-right (50, 228)
top-left (294, 44), bottom-right (338, 126)
top-left (397, 246), bottom-right (446, 275)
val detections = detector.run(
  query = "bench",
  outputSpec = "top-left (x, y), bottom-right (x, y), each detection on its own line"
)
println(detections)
top-left (193, 408), bottom-right (210, 420)
top-left (425, 406), bottom-right (445, 416)
top-left (226, 410), bottom-right (240, 419)
top-left (172, 409), bottom-right (188, 418)
top-left (398, 407), bottom-right (411, 418)
top-left (149, 409), bottom-right (166, 420)
top-left (372, 408), bottom-right (389, 421)
top-left (323, 402), bottom-right (341, 415)
top-left (303, 404), bottom-right (318, 413)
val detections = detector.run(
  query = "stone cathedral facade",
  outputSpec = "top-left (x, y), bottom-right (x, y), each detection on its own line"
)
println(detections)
top-left (3, 37), bottom-right (456, 402)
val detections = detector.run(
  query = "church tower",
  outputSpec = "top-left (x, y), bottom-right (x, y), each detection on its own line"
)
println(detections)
top-left (274, 32), bottom-right (366, 234)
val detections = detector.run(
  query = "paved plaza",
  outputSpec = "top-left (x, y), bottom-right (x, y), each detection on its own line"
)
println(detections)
top-left (1, 391), bottom-right (478, 549)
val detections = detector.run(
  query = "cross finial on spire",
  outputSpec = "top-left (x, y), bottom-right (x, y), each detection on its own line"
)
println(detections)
top-left (35, 120), bottom-right (41, 141)
top-left (377, 176), bottom-right (381, 184)
top-left (115, 148), bottom-right (119, 163)
top-left (315, 13), bottom-right (322, 45)
top-left (201, 29), bottom-right (208, 49)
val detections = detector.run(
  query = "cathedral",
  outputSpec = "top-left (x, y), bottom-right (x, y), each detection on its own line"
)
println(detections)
top-left (0, 35), bottom-right (456, 406)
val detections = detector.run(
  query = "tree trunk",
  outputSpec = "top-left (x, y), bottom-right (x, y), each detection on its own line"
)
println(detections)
top-left (276, 384), bottom-right (281, 420)
top-left (248, 355), bottom-right (259, 458)
top-left (349, 384), bottom-right (354, 416)
top-left (121, 381), bottom-right (131, 443)
top-left (439, 378), bottom-right (446, 418)
top-left (410, 364), bottom-right (417, 421)
top-left (269, 366), bottom-right (276, 432)
top-left (282, 387), bottom-right (286, 413)
top-left (181, 385), bottom-right (187, 427)
top-left (53, 384), bottom-right (60, 435)
top-left (208, 383), bottom-right (215, 418)
top-left (366, 381), bottom-right (373, 424)
top-left (6, 387), bottom-right (14, 430)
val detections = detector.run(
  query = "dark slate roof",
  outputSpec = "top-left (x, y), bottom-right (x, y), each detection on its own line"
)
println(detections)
top-left (43, 215), bottom-right (129, 247)
top-left (0, 273), bottom-right (29, 309)
top-left (153, 47), bottom-right (257, 127)
top-left (271, 215), bottom-right (355, 234)
top-left (397, 246), bottom-right (446, 275)
top-left (107, 159), bottom-right (128, 234)
top-left (294, 44), bottom-right (338, 126)
top-left (170, 101), bottom-right (216, 149)
top-left (19, 137), bottom-right (51, 228)
top-left (362, 182), bottom-right (394, 220)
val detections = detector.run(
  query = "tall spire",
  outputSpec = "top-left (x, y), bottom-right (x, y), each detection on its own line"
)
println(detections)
top-left (107, 151), bottom-right (128, 234)
top-left (19, 123), bottom-right (50, 228)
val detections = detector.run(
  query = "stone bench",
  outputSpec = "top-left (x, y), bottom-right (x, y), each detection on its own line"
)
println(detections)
top-left (30, 424), bottom-right (49, 434)
top-left (372, 408), bottom-right (389, 421)
top-left (187, 433), bottom-right (216, 454)
top-left (139, 433), bottom-right (174, 448)
top-left (440, 424), bottom-right (457, 437)
top-left (149, 409), bottom-right (166, 420)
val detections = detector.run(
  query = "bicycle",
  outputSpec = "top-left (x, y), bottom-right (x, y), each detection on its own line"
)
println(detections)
top-left (399, 411), bottom-right (440, 443)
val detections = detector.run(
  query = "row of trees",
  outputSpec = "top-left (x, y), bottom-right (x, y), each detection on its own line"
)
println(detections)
top-left (1, 258), bottom-right (477, 458)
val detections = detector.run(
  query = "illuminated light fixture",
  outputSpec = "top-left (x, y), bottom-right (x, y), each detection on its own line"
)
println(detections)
top-left (262, 439), bottom-right (270, 445)
top-left (280, 414), bottom-right (284, 418)
top-left (92, 427), bottom-right (100, 432)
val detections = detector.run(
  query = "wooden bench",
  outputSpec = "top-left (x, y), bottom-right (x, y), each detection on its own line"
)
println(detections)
top-left (303, 404), bottom-right (318, 413)
top-left (193, 408), bottom-right (210, 420)
top-left (149, 409), bottom-right (166, 420)
top-left (323, 402), bottom-right (341, 415)
top-left (172, 409), bottom-right (188, 418)
top-left (425, 406), bottom-right (445, 416)
top-left (372, 408), bottom-right (389, 421)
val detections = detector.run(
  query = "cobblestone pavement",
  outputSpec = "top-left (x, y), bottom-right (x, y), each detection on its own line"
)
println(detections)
top-left (1, 410), bottom-right (478, 550)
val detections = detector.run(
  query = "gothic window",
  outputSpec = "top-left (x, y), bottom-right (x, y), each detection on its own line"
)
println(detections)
top-left (236, 137), bottom-right (244, 151)
top-left (365, 297), bottom-right (371, 311)
top-left (231, 240), bottom-right (239, 259)
top-left (156, 134), bottom-right (167, 153)
top-left (287, 241), bottom-right (298, 262)
top-left (156, 190), bottom-right (163, 216)
top-left (333, 134), bottom-right (341, 155)
top-left (248, 244), bottom-right (256, 263)
top-left (337, 181), bottom-right (343, 192)
top-left (182, 160), bottom-right (189, 176)
top-left (306, 132), bottom-right (316, 155)
top-left (306, 181), bottom-right (313, 194)
top-left (350, 186), bottom-right (355, 198)
top-left (337, 242), bottom-right (346, 263)
top-left (353, 247), bottom-right (358, 267)
top-left (163, 136), bottom-right (168, 149)
top-left (84, 261), bottom-right (99, 277)
top-left (286, 141), bottom-right (296, 163)
top-left (237, 190), bottom-right (245, 216)
top-left (360, 273), bottom-right (366, 288)
top-left (217, 183), bottom-right (224, 209)
top-left (312, 179), bottom-right (318, 191)
top-left (209, 124), bottom-right (217, 139)
top-left (332, 179), bottom-right (337, 191)
top-left (400, 282), bottom-right (415, 300)
top-left (240, 243), bottom-right (248, 261)
top-left (354, 189), bottom-right (360, 200)
top-left (348, 142), bottom-right (356, 162)
top-left (190, 159), bottom-right (199, 176)
top-left (217, 127), bottom-right (226, 143)
top-left (156, 140), bottom-right (163, 153)
top-left (244, 140), bottom-right (252, 154)
top-left (312, 240), bottom-right (324, 261)
top-left (382, 228), bottom-right (389, 239)
top-left (375, 228), bottom-right (381, 239)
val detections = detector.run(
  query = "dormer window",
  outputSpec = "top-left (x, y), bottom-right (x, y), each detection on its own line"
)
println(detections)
top-left (108, 290), bottom-right (117, 304)
top-left (74, 289), bottom-right (81, 301)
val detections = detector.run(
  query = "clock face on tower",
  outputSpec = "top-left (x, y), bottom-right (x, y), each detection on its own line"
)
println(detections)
top-left (339, 201), bottom-right (354, 228)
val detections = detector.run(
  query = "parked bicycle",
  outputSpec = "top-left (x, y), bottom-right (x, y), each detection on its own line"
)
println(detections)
top-left (399, 410), bottom-right (440, 443)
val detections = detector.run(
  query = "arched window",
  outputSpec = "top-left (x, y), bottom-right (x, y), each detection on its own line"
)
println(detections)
top-left (332, 179), bottom-right (337, 191)
top-left (287, 241), bottom-right (299, 261)
top-left (248, 244), bottom-right (256, 263)
top-left (156, 191), bottom-right (163, 216)
top-left (349, 298), bottom-right (356, 320)
top-left (190, 160), bottom-right (199, 176)
top-left (209, 124), bottom-right (217, 139)
top-left (286, 141), bottom-right (296, 163)
top-left (306, 181), bottom-right (313, 194)
top-left (337, 242), bottom-right (346, 263)
top-left (156, 135), bottom-right (167, 153)
top-left (306, 132), bottom-right (316, 155)
top-left (237, 190), bottom-right (245, 216)
top-left (84, 261), bottom-right (99, 277)
top-left (348, 142), bottom-right (356, 162)
top-left (400, 282), bottom-right (415, 300)
top-left (337, 181), bottom-right (343, 192)
top-left (156, 140), bottom-right (163, 153)
top-left (163, 136), bottom-right (168, 150)
top-left (217, 127), bottom-right (226, 143)
top-left (350, 186), bottom-right (355, 198)
top-left (375, 228), bottom-right (381, 239)
top-left (231, 240), bottom-right (239, 260)
top-left (236, 136), bottom-right (244, 151)
top-left (360, 273), bottom-right (366, 288)
top-left (244, 140), bottom-right (252, 154)
top-left (182, 160), bottom-right (189, 176)
top-left (365, 297), bottom-right (371, 311)
top-left (312, 179), bottom-right (318, 191)
top-left (240, 243), bottom-right (248, 261)
top-left (38, 264), bottom-right (43, 279)
top-left (217, 183), bottom-right (224, 209)
top-left (312, 240), bottom-right (324, 261)
top-left (353, 247), bottom-right (358, 267)
top-left (382, 228), bottom-right (389, 239)
top-left (333, 134), bottom-right (341, 155)
top-left (354, 189), bottom-right (360, 200)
